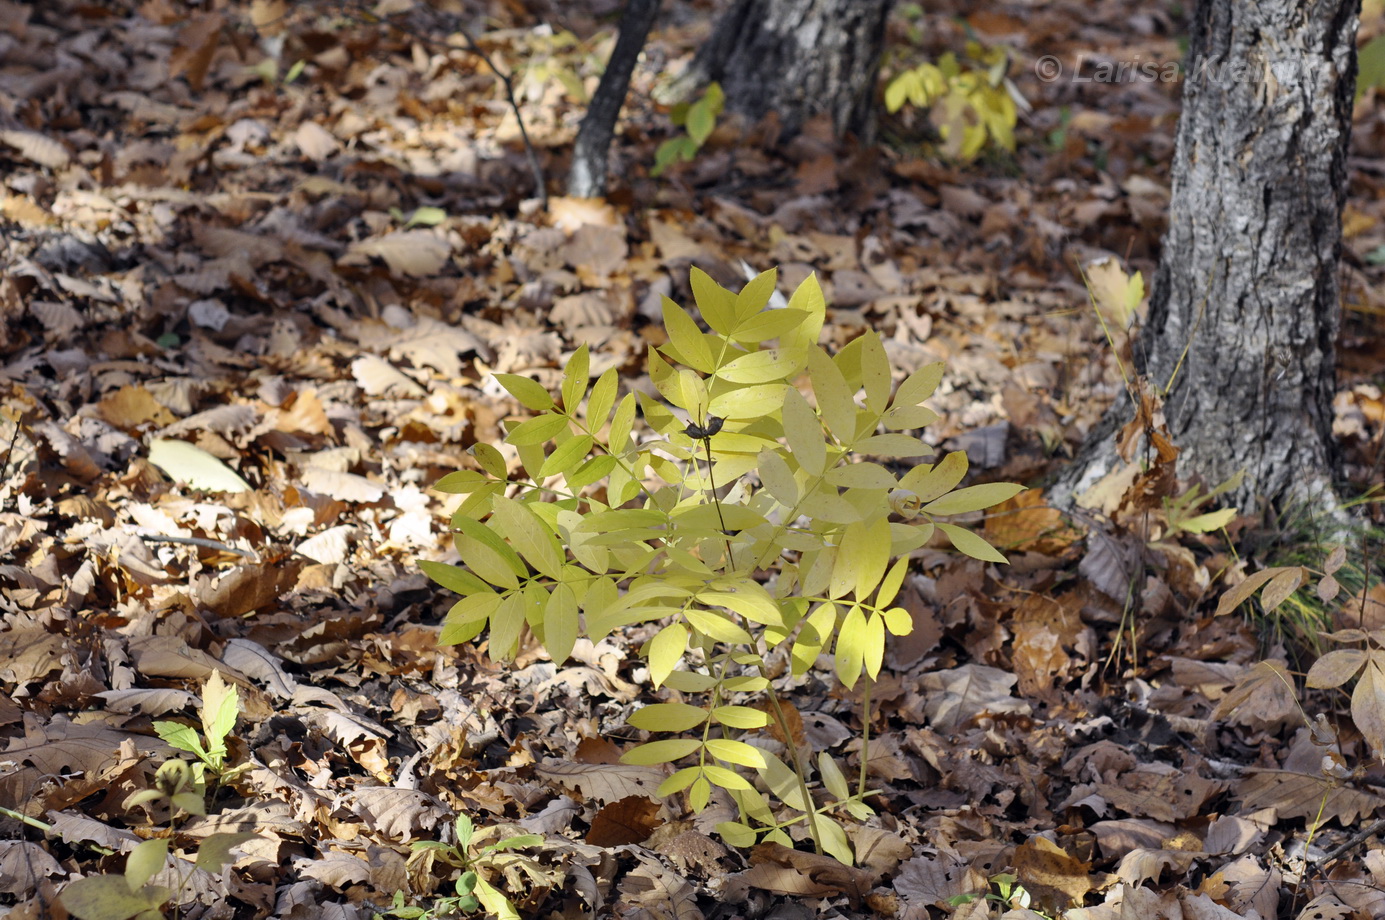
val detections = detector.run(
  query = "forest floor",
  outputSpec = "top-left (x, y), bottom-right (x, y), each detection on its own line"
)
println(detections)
top-left (3, 0), bottom-right (1385, 918)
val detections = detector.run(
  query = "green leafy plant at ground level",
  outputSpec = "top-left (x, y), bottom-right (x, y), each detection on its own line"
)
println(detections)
top-left (425, 267), bottom-right (1021, 863)
top-left (653, 82), bottom-right (724, 176)
top-left (60, 686), bottom-right (256, 920)
top-left (152, 670), bottom-right (249, 793)
top-left (884, 42), bottom-right (1020, 161)
top-left (377, 815), bottom-right (545, 920)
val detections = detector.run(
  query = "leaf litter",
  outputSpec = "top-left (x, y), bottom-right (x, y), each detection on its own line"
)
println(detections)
top-left (0, 0), bottom-right (1384, 918)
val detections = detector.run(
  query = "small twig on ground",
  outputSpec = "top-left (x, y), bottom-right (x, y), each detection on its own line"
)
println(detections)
top-left (1316, 815), bottom-right (1385, 867)
top-left (138, 534), bottom-right (256, 558)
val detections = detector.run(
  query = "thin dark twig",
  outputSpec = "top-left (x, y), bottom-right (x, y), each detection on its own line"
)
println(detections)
top-left (332, 0), bottom-right (548, 210)
top-left (1317, 814), bottom-right (1385, 867)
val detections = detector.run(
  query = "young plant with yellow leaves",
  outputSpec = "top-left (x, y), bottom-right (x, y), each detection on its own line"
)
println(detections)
top-left (425, 268), bottom-right (1021, 863)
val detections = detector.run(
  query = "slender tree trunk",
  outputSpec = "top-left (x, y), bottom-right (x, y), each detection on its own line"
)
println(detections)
top-left (684, 0), bottom-right (892, 139)
top-left (1055, 0), bottom-right (1359, 515)
top-left (567, 0), bottom-right (661, 198)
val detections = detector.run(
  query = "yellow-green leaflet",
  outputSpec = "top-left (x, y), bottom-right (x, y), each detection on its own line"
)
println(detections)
top-left (757, 448), bottom-right (798, 505)
top-left (921, 482), bottom-right (1026, 516)
top-left (608, 393), bottom-right (637, 452)
top-left (830, 517), bottom-right (891, 600)
top-left (562, 344), bottom-right (590, 412)
top-left (717, 821), bottom-right (757, 847)
top-left (876, 556), bottom-right (910, 608)
top-left (734, 268), bottom-right (778, 321)
top-left (628, 702), bottom-right (709, 732)
top-left (895, 361), bottom-right (946, 407)
top-left (883, 605), bottom-right (913, 636)
top-left (494, 373), bottom-right (554, 411)
top-left (490, 497), bottom-right (563, 580)
top-left (691, 265), bottom-right (737, 335)
top-left (719, 348), bottom-right (800, 384)
top-left (419, 559), bottom-right (489, 596)
top-left (488, 591), bottom-right (529, 661)
top-left (818, 751), bottom-right (850, 800)
top-left (685, 609), bottom-right (754, 646)
top-left (704, 738), bottom-right (767, 768)
top-left (863, 611), bottom-right (886, 679)
top-left (710, 705), bottom-right (770, 729)
top-left (505, 413), bottom-right (570, 447)
top-left (937, 522), bottom-right (1008, 563)
top-left (834, 604), bottom-right (867, 689)
top-left (782, 387), bottom-right (826, 475)
top-left (901, 450), bottom-right (968, 502)
top-left (659, 766), bottom-right (703, 796)
top-left (855, 433), bottom-right (934, 458)
top-left (702, 764), bottom-right (754, 790)
top-left (621, 738), bottom-right (701, 765)
top-left (647, 622), bottom-right (687, 688)
top-left (454, 529), bottom-right (522, 590)
top-left (709, 384), bottom-right (787, 420)
top-left (662, 296), bottom-right (715, 372)
top-left (857, 332), bottom-right (891, 413)
top-left (825, 462), bottom-right (897, 489)
top-left (472, 442), bottom-right (507, 479)
top-left (807, 347), bottom-right (856, 442)
top-left (432, 470), bottom-right (488, 494)
top-left (702, 585), bottom-right (784, 626)
top-left (585, 368), bottom-right (619, 428)
top-left (543, 585), bottom-right (578, 665)
top-left (729, 306), bottom-right (806, 344)
top-left (538, 434), bottom-right (595, 480)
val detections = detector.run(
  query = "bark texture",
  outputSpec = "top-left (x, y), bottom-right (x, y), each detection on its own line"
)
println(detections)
top-left (568, 0), bottom-right (661, 199)
top-left (687, 0), bottom-right (892, 139)
top-left (1055, 0), bottom-right (1359, 514)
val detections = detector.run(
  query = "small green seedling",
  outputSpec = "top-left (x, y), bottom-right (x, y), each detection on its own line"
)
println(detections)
top-left (60, 759), bottom-right (255, 920)
top-left (653, 82), bottom-right (724, 176)
top-left (153, 670), bottom-right (248, 790)
top-left (380, 815), bottom-right (544, 920)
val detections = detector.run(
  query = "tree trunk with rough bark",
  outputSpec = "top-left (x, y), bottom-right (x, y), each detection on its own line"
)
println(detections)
top-left (684, 0), bottom-right (892, 139)
top-left (1053, 0), bottom-right (1359, 516)
top-left (567, 0), bottom-right (661, 199)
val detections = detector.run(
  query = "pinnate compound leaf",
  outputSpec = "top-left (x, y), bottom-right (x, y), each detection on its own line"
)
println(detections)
top-left (922, 482), bottom-right (1026, 516)
top-left (494, 374), bottom-right (554, 411)
top-left (1307, 649), bottom-right (1367, 690)
top-left (621, 738), bottom-right (701, 766)
top-left (936, 522), bottom-right (1008, 564)
top-left (628, 702), bottom-right (709, 733)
